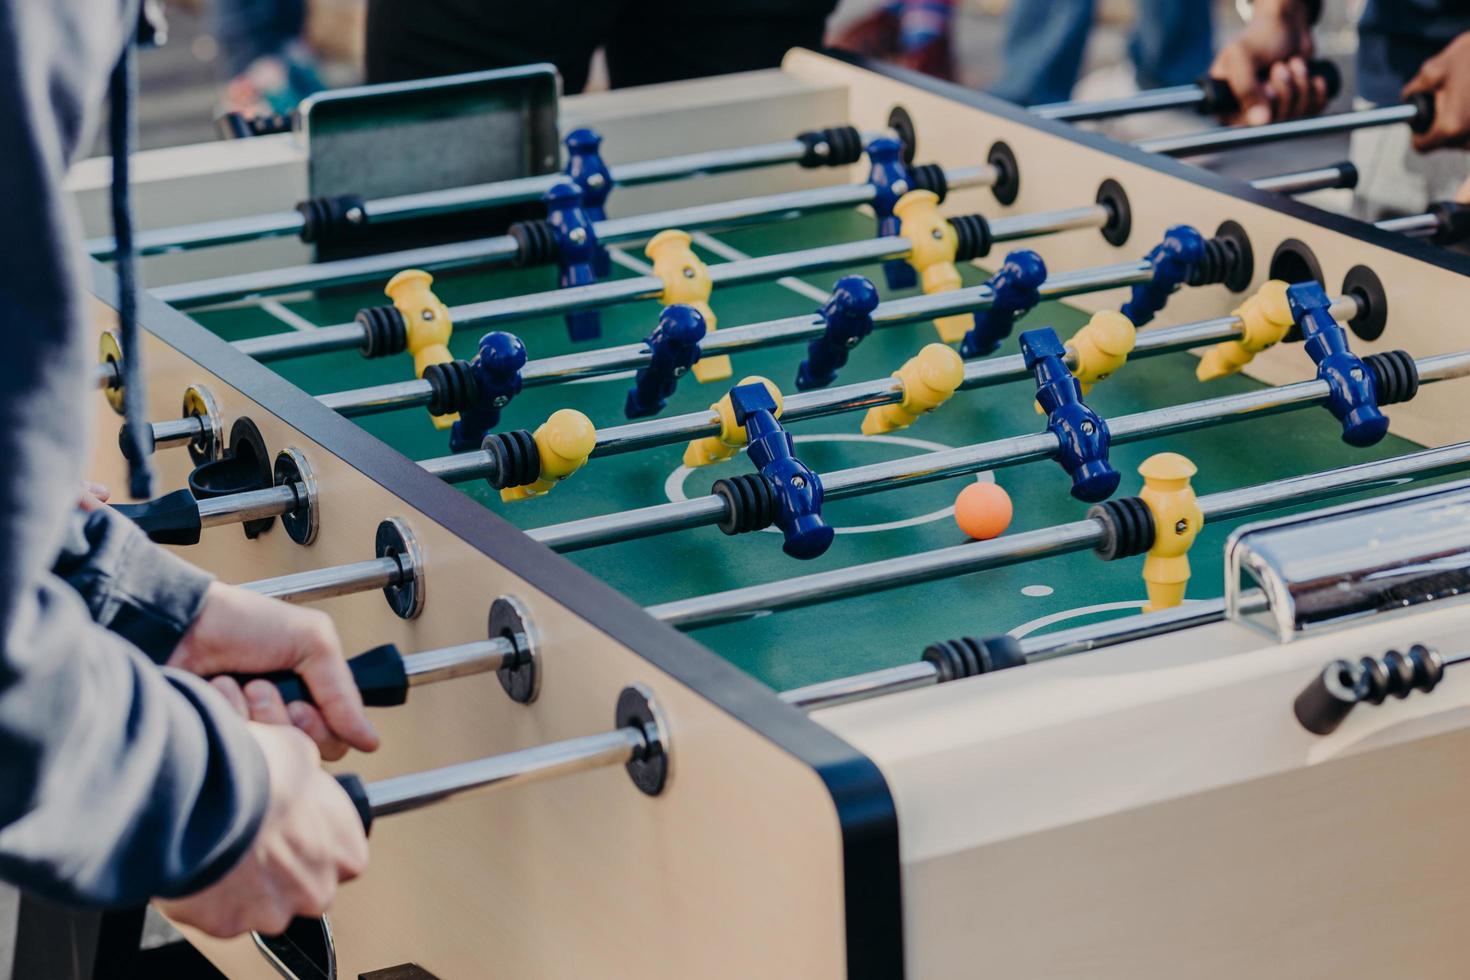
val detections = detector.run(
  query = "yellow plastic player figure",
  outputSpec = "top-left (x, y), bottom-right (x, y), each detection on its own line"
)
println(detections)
top-left (385, 269), bottom-right (457, 430)
top-left (1036, 310), bottom-right (1137, 414)
top-left (1138, 452), bottom-right (1203, 612)
top-left (893, 190), bottom-right (969, 342)
top-left (502, 409), bottom-right (598, 502)
top-left (862, 344), bottom-right (965, 435)
top-left (683, 376), bottom-right (783, 468)
top-left (1195, 280), bottom-right (1293, 381)
top-left (646, 230), bottom-right (730, 383)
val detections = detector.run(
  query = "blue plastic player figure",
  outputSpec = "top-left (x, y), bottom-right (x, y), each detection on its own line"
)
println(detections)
top-left (1021, 327), bottom-right (1121, 502)
top-left (1286, 281), bottom-right (1389, 447)
top-left (564, 128), bottom-right (613, 278)
top-left (1120, 225), bottom-right (1206, 327)
top-left (543, 182), bottom-right (603, 342)
top-left (867, 137), bottom-right (917, 291)
top-left (960, 250), bottom-right (1047, 359)
top-left (796, 276), bottom-right (881, 391)
top-left (625, 305), bottom-right (707, 419)
top-left (729, 383), bottom-right (835, 560)
top-left (450, 332), bottom-right (528, 453)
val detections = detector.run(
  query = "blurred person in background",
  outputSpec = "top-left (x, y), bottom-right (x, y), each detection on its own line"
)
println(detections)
top-left (211, 0), bottom-right (325, 116)
top-left (364, 0), bottom-right (841, 93)
top-left (1209, 0), bottom-right (1470, 213)
top-left (829, 1), bottom-right (958, 81)
top-left (989, 0), bottom-right (1215, 107)
top-left (831, 0), bottom-right (1212, 109)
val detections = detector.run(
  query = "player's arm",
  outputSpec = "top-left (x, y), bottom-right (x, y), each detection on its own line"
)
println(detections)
top-left (57, 505), bottom-right (379, 759)
top-left (1207, 0), bottom-right (1328, 125)
top-left (0, 0), bottom-right (365, 929)
top-left (1403, 32), bottom-right (1470, 153)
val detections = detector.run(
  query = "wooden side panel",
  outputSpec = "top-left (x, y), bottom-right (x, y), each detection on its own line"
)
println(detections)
top-left (90, 304), bottom-right (852, 980)
top-left (783, 51), bottom-right (1470, 449)
top-left (817, 580), bottom-right (1470, 978)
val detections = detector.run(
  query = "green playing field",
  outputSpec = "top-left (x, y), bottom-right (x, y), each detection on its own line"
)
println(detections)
top-left (190, 209), bottom-right (1430, 692)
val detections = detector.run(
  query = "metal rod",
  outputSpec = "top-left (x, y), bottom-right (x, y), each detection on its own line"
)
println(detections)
top-left (196, 483), bottom-right (302, 529)
top-left (779, 597), bottom-right (1235, 711)
top-left (366, 727), bottom-right (645, 818)
top-left (90, 128), bottom-right (900, 260)
top-left (242, 555), bottom-right (403, 604)
top-left (1248, 162), bottom-right (1357, 195)
top-left (208, 196), bottom-right (1121, 365)
top-left (649, 437), bottom-right (1470, 631)
top-left (88, 210), bottom-right (309, 261)
top-left (1136, 102), bottom-right (1423, 157)
top-left (151, 415), bottom-right (207, 450)
top-left (1035, 83), bottom-right (1212, 122)
top-left (95, 361), bottom-right (120, 391)
top-left (1376, 212), bottom-right (1442, 239)
top-left (241, 199), bottom-right (1115, 361)
top-left (780, 662), bottom-right (939, 710)
top-left (149, 148), bottom-right (967, 309)
top-left (536, 350), bottom-right (1470, 555)
top-left (421, 303), bottom-right (1254, 485)
top-left (284, 256), bottom-right (1161, 424)
top-left (402, 638), bottom-right (515, 687)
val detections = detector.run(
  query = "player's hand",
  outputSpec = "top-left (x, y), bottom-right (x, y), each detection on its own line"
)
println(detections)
top-left (157, 722), bottom-right (369, 938)
top-left (79, 480), bottom-right (111, 511)
top-left (1404, 32), bottom-right (1470, 153)
top-left (171, 582), bottom-right (379, 761)
top-left (1207, 0), bottom-right (1326, 125)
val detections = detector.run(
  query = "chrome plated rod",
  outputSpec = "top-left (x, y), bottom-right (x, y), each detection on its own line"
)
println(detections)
top-left (150, 143), bottom-right (952, 308)
top-left (537, 350), bottom-right (1470, 554)
top-left (95, 361), bottom-right (120, 391)
top-left (88, 210), bottom-right (309, 260)
top-left (781, 597), bottom-right (1234, 711)
top-left (160, 238), bottom-right (525, 311)
top-left (151, 416), bottom-right (207, 450)
top-left (91, 129), bottom-right (898, 260)
top-left (318, 379), bottom-right (433, 416)
top-left (780, 662), bottom-right (938, 710)
top-left (294, 257), bottom-right (1161, 423)
top-left (243, 556), bottom-right (403, 604)
top-left (218, 196), bottom-right (1124, 361)
top-left (421, 303), bottom-right (1252, 485)
top-left (1376, 212), bottom-right (1442, 239)
top-left (366, 727), bottom-right (644, 818)
top-left (403, 638), bottom-right (515, 687)
top-left (514, 260), bottom-right (1152, 388)
top-left (1137, 102), bottom-right (1423, 157)
top-left (196, 483), bottom-right (302, 529)
top-left (1035, 83), bottom-right (1210, 122)
top-left (652, 438), bottom-right (1470, 631)
top-left (1248, 162), bottom-right (1357, 195)
top-left (234, 323), bottom-right (368, 361)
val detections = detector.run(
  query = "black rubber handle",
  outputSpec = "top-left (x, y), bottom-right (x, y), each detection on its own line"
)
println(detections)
top-left (227, 643), bottom-right (410, 708)
top-left (1410, 91), bottom-right (1437, 133)
top-left (112, 488), bottom-right (203, 546)
top-left (117, 421), bottom-right (157, 461)
top-left (335, 774), bottom-right (374, 834)
top-left (1429, 200), bottom-right (1470, 246)
top-left (1197, 59), bottom-right (1343, 117)
top-left (1293, 660), bottom-right (1360, 735)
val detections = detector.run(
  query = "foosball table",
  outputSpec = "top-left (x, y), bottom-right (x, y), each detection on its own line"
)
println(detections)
top-left (70, 49), bottom-right (1470, 979)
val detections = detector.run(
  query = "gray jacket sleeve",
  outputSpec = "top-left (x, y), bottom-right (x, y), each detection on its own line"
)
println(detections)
top-left (0, 0), bottom-right (270, 905)
top-left (55, 506), bottom-right (215, 663)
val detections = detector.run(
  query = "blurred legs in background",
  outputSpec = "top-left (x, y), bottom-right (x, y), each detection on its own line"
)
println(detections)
top-left (828, 1), bottom-right (957, 81)
top-left (989, 0), bottom-right (1213, 106)
top-left (211, 0), bottom-right (324, 116)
